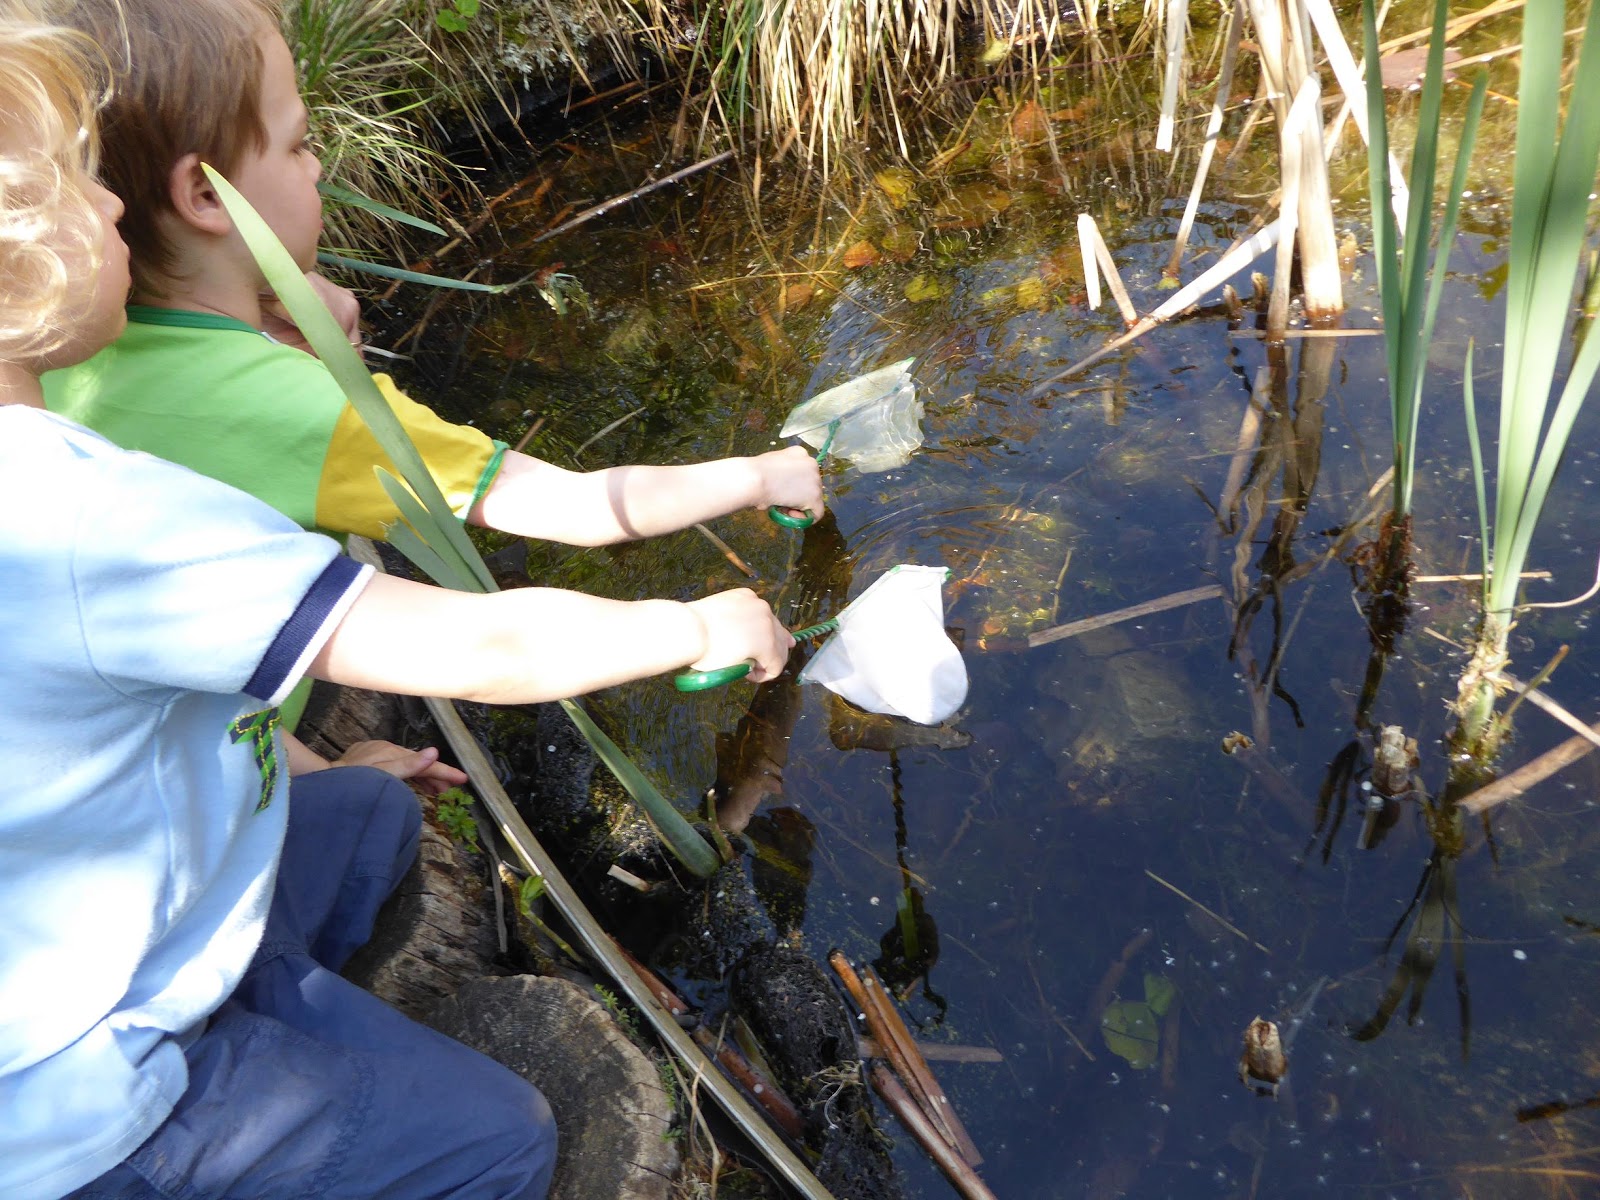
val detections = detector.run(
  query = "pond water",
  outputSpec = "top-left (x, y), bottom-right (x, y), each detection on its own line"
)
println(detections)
top-left (388, 20), bottom-right (1600, 1198)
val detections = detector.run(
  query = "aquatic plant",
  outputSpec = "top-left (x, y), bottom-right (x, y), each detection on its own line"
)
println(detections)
top-left (1452, 0), bottom-right (1600, 758)
top-left (1360, 0), bottom-right (1485, 558)
top-left (208, 163), bottom-right (726, 879)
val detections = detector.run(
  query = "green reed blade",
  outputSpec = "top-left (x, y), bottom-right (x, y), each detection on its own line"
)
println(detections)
top-left (316, 182), bottom-right (447, 235)
top-left (374, 467), bottom-right (483, 591)
top-left (1487, 0), bottom-right (1600, 616)
top-left (1460, 342), bottom-right (1489, 609)
top-left (317, 251), bottom-right (518, 293)
top-left (558, 699), bottom-right (722, 878)
top-left (208, 165), bottom-right (496, 593)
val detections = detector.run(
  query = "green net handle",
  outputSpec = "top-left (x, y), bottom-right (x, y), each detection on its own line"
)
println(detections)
top-left (672, 617), bottom-right (838, 692)
top-left (673, 661), bottom-right (753, 691)
top-left (765, 419), bottom-right (839, 531)
top-left (767, 505), bottom-right (815, 529)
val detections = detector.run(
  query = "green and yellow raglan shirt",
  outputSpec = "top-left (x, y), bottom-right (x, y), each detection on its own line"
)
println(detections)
top-left (43, 305), bottom-right (507, 728)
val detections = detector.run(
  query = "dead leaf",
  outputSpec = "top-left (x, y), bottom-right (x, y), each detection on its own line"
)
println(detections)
top-left (932, 182), bottom-right (1012, 230)
top-left (1011, 99), bottom-right (1051, 144)
top-left (782, 281), bottom-right (815, 311)
top-left (880, 225), bottom-right (920, 263)
top-left (1379, 44), bottom-right (1463, 90)
top-left (842, 240), bottom-right (881, 269)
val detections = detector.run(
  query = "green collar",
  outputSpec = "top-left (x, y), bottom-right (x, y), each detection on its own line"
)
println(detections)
top-left (126, 305), bottom-right (263, 336)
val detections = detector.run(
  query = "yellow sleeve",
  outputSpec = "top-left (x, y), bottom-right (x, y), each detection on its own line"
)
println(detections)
top-left (313, 374), bottom-right (507, 540)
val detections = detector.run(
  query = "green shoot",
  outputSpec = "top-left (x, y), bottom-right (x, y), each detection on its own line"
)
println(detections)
top-left (435, 786), bottom-right (482, 852)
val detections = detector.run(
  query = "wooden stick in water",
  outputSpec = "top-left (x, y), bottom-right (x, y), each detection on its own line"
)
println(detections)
top-left (829, 952), bottom-right (965, 1157)
top-left (1029, 584), bottom-right (1224, 647)
top-left (870, 1066), bottom-right (998, 1200)
top-left (858, 1037), bottom-right (1003, 1064)
top-left (862, 965), bottom-right (983, 1167)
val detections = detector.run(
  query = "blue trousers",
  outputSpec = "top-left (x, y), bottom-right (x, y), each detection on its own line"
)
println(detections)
top-left (67, 767), bottom-right (557, 1200)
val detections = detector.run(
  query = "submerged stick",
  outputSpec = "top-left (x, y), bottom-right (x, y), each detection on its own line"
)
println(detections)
top-left (693, 522), bottom-right (757, 579)
top-left (858, 1037), bottom-right (1003, 1064)
top-left (531, 150), bottom-right (735, 243)
top-left (863, 965), bottom-right (982, 1166)
top-left (1460, 722), bottom-right (1600, 816)
top-left (870, 1066), bottom-right (999, 1200)
top-left (1029, 584), bottom-right (1224, 647)
top-left (829, 952), bottom-right (969, 1160)
top-left (1145, 869), bottom-right (1270, 954)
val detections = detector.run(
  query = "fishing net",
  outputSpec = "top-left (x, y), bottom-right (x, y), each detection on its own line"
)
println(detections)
top-left (799, 564), bottom-right (967, 725)
top-left (779, 357), bottom-right (922, 473)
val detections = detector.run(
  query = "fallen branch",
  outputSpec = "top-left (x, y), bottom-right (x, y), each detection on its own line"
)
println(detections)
top-left (1029, 584), bottom-right (1224, 647)
top-left (531, 150), bottom-right (735, 244)
top-left (829, 952), bottom-right (979, 1164)
top-left (869, 1066), bottom-right (999, 1200)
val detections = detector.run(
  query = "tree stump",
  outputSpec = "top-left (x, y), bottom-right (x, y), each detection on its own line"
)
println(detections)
top-left (425, 975), bottom-right (679, 1200)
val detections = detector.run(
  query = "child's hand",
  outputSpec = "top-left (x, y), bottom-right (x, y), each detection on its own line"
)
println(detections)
top-left (685, 588), bottom-right (795, 682)
top-left (332, 740), bottom-right (469, 796)
top-left (260, 271), bottom-right (362, 354)
top-left (755, 446), bottom-right (826, 523)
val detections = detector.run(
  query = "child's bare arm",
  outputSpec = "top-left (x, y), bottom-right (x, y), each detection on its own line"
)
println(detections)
top-left (307, 574), bottom-right (793, 703)
top-left (469, 445), bottom-right (824, 546)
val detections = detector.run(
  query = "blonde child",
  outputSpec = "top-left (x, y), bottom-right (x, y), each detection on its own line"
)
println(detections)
top-left (0, 9), bottom-right (791, 1198)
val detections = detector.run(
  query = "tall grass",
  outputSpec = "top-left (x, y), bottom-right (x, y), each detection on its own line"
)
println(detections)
top-left (286, 0), bottom-right (502, 254)
top-left (1361, 0), bottom-right (1484, 540)
top-left (638, 0), bottom-right (1093, 167)
top-left (1453, 0), bottom-right (1600, 756)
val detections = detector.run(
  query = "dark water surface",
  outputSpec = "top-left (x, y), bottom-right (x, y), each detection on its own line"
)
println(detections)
top-left (393, 36), bottom-right (1600, 1197)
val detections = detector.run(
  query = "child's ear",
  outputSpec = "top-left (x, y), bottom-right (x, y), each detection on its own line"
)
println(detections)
top-left (167, 153), bottom-right (233, 237)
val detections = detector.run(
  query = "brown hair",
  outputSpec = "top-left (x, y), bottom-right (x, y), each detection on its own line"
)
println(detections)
top-left (0, 5), bottom-right (108, 361)
top-left (62, 0), bottom-right (283, 294)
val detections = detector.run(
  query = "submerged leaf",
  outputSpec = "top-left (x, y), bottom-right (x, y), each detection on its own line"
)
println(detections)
top-left (875, 168), bottom-right (917, 208)
top-left (1144, 973), bottom-right (1176, 1017)
top-left (843, 240), bottom-right (881, 268)
top-left (905, 274), bottom-right (954, 303)
top-left (1101, 1000), bottom-right (1160, 1069)
top-left (1011, 99), bottom-right (1051, 144)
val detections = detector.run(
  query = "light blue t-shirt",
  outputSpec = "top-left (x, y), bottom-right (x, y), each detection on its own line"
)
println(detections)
top-left (0, 407), bottom-right (372, 1200)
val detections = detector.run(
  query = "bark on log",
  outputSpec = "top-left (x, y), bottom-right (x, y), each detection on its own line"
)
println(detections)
top-left (426, 975), bottom-right (679, 1200)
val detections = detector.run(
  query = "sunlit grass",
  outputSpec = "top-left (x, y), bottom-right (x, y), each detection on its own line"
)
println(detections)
top-left (286, 0), bottom-right (490, 254)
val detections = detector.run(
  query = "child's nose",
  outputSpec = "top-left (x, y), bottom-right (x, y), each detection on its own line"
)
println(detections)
top-left (91, 180), bottom-right (125, 223)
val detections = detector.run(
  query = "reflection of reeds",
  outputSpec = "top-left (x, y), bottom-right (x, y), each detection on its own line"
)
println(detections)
top-left (1348, 842), bottom-right (1472, 1062)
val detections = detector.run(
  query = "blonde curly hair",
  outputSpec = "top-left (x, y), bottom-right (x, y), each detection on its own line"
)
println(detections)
top-left (0, 5), bottom-right (111, 362)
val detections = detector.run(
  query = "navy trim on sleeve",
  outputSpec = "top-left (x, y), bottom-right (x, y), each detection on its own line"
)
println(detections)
top-left (243, 556), bottom-right (369, 702)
